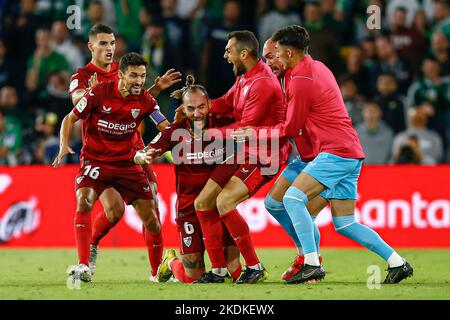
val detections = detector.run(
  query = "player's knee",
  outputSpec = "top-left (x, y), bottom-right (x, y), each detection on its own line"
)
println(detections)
top-left (332, 216), bottom-right (355, 236)
top-left (282, 187), bottom-right (308, 208)
top-left (194, 195), bottom-right (215, 211)
top-left (216, 192), bottom-right (235, 214)
top-left (334, 225), bottom-right (351, 237)
top-left (143, 212), bottom-right (161, 235)
top-left (76, 194), bottom-right (94, 213)
top-left (264, 194), bottom-right (284, 213)
top-left (144, 219), bottom-right (161, 235)
top-left (104, 203), bottom-right (125, 223)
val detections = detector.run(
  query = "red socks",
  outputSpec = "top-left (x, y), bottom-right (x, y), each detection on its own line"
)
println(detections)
top-left (91, 211), bottom-right (116, 245)
top-left (230, 263), bottom-right (243, 281)
top-left (142, 225), bottom-right (163, 276)
top-left (221, 209), bottom-right (259, 267)
top-left (196, 209), bottom-right (227, 268)
top-left (74, 211), bottom-right (92, 265)
top-left (170, 258), bottom-right (196, 283)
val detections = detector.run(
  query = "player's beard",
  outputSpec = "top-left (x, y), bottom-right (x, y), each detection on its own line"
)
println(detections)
top-left (271, 64), bottom-right (284, 78)
top-left (189, 114), bottom-right (209, 138)
top-left (129, 84), bottom-right (143, 96)
top-left (274, 68), bottom-right (285, 78)
top-left (233, 61), bottom-right (246, 76)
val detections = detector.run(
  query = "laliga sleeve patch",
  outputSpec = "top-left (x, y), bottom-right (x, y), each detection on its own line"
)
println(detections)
top-left (76, 97), bottom-right (87, 113)
top-left (69, 79), bottom-right (79, 92)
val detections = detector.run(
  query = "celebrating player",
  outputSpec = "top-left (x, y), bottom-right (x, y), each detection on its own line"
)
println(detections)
top-left (191, 31), bottom-right (291, 284)
top-left (68, 24), bottom-right (181, 282)
top-left (53, 53), bottom-right (164, 283)
top-left (234, 26), bottom-right (413, 284)
top-left (262, 38), bottom-right (327, 281)
top-left (134, 76), bottom-right (242, 283)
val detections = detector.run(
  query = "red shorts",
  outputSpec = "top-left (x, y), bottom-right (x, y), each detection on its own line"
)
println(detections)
top-left (209, 163), bottom-right (240, 189)
top-left (176, 209), bottom-right (236, 255)
top-left (211, 163), bottom-right (278, 197)
top-left (75, 159), bottom-right (154, 205)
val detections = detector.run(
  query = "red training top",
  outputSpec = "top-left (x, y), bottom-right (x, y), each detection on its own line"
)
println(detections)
top-left (211, 59), bottom-right (291, 166)
top-left (263, 55), bottom-right (365, 159)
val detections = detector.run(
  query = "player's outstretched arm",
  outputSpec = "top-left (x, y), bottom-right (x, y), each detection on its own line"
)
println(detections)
top-left (147, 69), bottom-right (182, 97)
top-left (134, 148), bottom-right (162, 165)
top-left (52, 111), bottom-right (79, 167)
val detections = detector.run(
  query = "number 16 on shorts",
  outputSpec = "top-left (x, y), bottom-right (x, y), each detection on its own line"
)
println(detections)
top-left (76, 165), bottom-right (100, 185)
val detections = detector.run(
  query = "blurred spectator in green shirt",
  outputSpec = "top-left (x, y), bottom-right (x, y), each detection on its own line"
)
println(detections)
top-left (0, 110), bottom-right (22, 165)
top-left (433, 0), bottom-right (450, 41)
top-left (25, 27), bottom-right (69, 94)
top-left (116, 0), bottom-right (142, 51)
top-left (406, 56), bottom-right (450, 140)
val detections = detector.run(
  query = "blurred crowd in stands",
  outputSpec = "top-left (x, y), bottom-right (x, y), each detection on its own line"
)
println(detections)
top-left (0, 0), bottom-right (449, 166)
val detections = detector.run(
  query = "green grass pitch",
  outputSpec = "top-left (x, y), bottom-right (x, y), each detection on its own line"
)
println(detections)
top-left (0, 248), bottom-right (449, 300)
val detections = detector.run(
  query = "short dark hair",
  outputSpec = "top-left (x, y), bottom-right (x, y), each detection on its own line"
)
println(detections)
top-left (228, 30), bottom-right (259, 58)
top-left (436, 0), bottom-right (450, 7)
top-left (272, 25), bottom-right (310, 53)
top-left (88, 23), bottom-right (114, 39)
top-left (119, 52), bottom-right (147, 72)
top-left (36, 26), bottom-right (51, 34)
top-left (338, 73), bottom-right (357, 86)
top-left (149, 15), bottom-right (165, 28)
top-left (423, 55), bottom-right (439, 64)
top-left (395, 6), bottom-right (407, 14)
top-left (363, 99), bottom-right (381, 109)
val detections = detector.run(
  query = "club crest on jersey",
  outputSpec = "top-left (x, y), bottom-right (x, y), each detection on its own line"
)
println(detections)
top-left (183, 236), bottom-right (192, 247)
top-left (131, 108), bottom-right (140, 119)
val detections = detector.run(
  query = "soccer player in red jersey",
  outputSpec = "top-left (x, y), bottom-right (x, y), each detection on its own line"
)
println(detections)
top-left (53, 53), bottom-right (165, 283)
top-left (68, 24), bottom-right (181, 282)
top-left (262, 38), bottom-right (327, 281)
top-left (234, 26), bottom-right (413, 284)
top-left (134, 76), bottom-right (242, 283)
top-left (189, 31), bottom-right (291, 284)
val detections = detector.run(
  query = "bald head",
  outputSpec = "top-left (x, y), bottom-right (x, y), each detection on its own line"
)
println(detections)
top-left (262, 39), bottom-right (285, 77)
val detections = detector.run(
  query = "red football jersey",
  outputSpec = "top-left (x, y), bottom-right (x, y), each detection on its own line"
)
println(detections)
top-left (69, 61), bottom-right (119, 95)
top-left (210, 60), bottom-right (291, 167)
top-left (72, 80), bottom-right (160, 162)
top-left (265, 55), bottom-right (365, 159)
top-left (68, 61), bottom-right (156, 150)
top-left (150, 117), bottom-right (234, 214)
